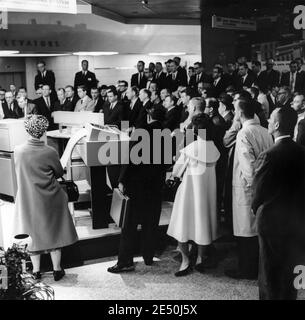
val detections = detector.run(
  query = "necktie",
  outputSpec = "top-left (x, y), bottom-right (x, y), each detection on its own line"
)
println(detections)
top-left (41, 72), bottom-right (44, 79)
top-left (172, 73), bottom-right (176, 80)
top-left (214, 80), bottom-right (217, 86)
top-left (138, 73), bottom-right (141, 86)
top-left (197, 74), bottom-right (200, 82)
top-left (81, 99), bottom-right (83, 105)
top-left (46, 98), bottom-right (50, 108)
top-left (290, 73), bottom-right (295, 91)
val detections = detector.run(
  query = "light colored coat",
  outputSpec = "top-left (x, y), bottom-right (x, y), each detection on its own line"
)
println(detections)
top-left (13, 139), bottom-right (78, 252)
top-left (232, 118), bottom-right (273, 237)
top-left (167, 139), bottom-right (220, 245)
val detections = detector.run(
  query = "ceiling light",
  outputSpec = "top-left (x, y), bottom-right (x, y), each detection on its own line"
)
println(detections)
top-left (0, 50), bottom-right (20, 55)
top-left (73, 51), bottom-right (119, 56)
top-left (148, 52), bottom-right (186, 56)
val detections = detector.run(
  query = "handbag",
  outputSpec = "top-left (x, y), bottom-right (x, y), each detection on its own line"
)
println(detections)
top-left (59, 177), bottom-right (79, 202)
top-left (110, 188), bottom-right (130, 229)
top-left (162, 156), bottom-right (190, 202)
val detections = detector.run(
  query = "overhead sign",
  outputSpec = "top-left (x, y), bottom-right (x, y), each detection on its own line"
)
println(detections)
top-left (212, 15), bottom-right (257, 31)
top-left (0, 9), bottom-right (7, 29)
top-left (0, 0), bottom-right (77, 14)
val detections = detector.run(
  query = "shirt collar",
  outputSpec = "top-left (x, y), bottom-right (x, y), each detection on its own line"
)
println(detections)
top-left (274, 135), bottom-right (291, 143)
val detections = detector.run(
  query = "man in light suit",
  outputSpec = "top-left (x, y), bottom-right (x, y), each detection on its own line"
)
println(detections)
top-left (74, 85), bottom-right (93, 112)
top-left (253, 106), bottom-right (305, 299)
top-left (225, 97), bottom-right (273, 280)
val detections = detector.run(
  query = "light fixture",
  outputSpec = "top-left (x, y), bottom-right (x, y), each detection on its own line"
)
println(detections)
top-left (0, 50), bottom-right (20, 55)
top-left (148, 52), bottom-right (187, 56)
top-left (73, 51), bottom-right (119, 56)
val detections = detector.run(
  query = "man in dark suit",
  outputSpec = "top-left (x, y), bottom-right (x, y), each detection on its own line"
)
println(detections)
top-left (296, 117), bottom-right (305, 146)
top-left (258, 58), bottom-right (281, 92)
top-left (125, 86), bottom-right (143, 130)
top-left (252, 106), bottom-right (305, 300)
top-left (163, 94), bottom-right (180, 131)
top-left (276, 86), bottom-right (292, 109)
top-left (154, 62), bottom-right (167, 90)
top-left (267, 86), bottom-right (279, 116)
top-left (173, 56), bottom-right (188, 87)
top-left (103, 88), bottom-right (124, 129)
top-left (167, 60), bottom-right (188, 93)
top-left (236, 63), bottom-right (256, 90)
top-left (34, 84), bottom-right (57, 130)
top-left (191, 62), bottom-right (212, 88)
top-left (211, 66), bottom-right (227, 98)
top-left (280, 60), bottom-right (305, 95)
top-left (131, 60), bottom-right (147, 89)
top-left (88, 87), bottom-right (104, 113)
top-left (74, 60), bottom-right (97, 96)
top-left (2, 91), bottom-right (23, 119)
top-left (64, 85), bottom-right (79, 111)
top-left (17, 87), bottom-right (37, 115)
top-left (34, 60), bottom-right (57, 101)
top-left (137, 88), bottom-right (152, 129)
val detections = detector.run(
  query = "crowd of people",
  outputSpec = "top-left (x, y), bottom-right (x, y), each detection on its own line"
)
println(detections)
top-left (1, 55), bottom-right (305, 299)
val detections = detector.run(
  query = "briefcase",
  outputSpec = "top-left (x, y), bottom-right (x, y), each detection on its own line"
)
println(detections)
top-left (110, 188), bottom-right (130, 228)
top-left (59, 177), bottom-right (79, 202)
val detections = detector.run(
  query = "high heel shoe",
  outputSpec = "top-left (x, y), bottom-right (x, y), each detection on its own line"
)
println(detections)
top-left (53, 269), bottom-right (65, 281)
top-left (174, 265), bottom-right (192, 277)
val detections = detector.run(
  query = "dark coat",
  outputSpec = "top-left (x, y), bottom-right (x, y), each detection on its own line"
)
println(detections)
top-left (34, 96), bottom-right (57, 130)
top-left (2, 100), bottom-right (24, 119)
top-left (34, 70), bottom-right (56, 91)
top-left (127, 98), bottom-right (143, 128)
top-left (163, 106), bottom-right (180, 131)
top-left (131, 73), bottom-right (147, 89)
top-left (258, 69), bottom-right (280, 92)
top-left (280, 71), bottom-right (305, 94)
top-left (297, 118), bottom-right (305, 147)
top-left (118, 121), bottom-right (166, 223)
top-left (252, 138), bottom-right (305, 238)
top-left (267, 94), bottom-right (277, 116)
top-left (74, 70), bottom-right (97, 92)
top-left (103, 101), bottom-right (124, 129)
top-left (190, 72), bottom-right (213, 87)
top-left (211, 77), bottom-right (228, 98)
top-left (155, 71), bottom-right (167, 90)
top-left (236, 72), bottom-right (256, 89)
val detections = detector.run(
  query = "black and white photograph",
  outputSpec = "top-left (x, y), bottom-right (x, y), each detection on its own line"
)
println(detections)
top-left (0, 0), bottom-right (305, 306)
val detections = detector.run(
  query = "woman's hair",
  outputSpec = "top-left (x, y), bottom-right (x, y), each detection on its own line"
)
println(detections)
top-left (24, 115), bottom-right (49, 139)
top-left (191, 113), bottom-right (214, 141)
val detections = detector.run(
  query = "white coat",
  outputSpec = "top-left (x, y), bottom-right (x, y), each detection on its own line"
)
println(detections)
top-left (167, 138), bottom-right (220, 245)
top-left (232, 118), bottom-right (273, 237)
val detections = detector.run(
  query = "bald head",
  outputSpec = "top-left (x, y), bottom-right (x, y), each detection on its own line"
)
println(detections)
top-left (268, 107), bottom-right (297, 137)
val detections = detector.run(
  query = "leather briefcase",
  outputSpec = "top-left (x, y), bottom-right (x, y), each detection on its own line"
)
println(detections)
top-left (110, 188), bottom-right (130, 228)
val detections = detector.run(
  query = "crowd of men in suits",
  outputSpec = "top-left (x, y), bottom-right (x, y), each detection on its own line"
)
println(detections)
top-left (1, 55), bottom-right (305, 299)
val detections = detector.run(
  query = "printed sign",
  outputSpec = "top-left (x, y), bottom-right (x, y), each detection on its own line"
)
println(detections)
top-left (212, 15), bottom-right (257, 31)
top-left (0, 0), bottom-right (77, 14)
top-left (0, 8), bottom-right (7, 29)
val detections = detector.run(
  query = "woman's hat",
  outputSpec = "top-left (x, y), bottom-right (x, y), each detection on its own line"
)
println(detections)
top-left (24, 115), bottom-right (49, 139)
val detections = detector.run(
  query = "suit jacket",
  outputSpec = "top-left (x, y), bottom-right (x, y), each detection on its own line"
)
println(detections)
top-left (34, 96), bottom-right (57, 130)
top-left (34, 70), bottom-right (56, 91)
top-left (87, 97), bottom-right (104, 113)
top-left (103, 101), bottom-right (124, 129)
top-left (280, 71), bottom-right (305, 94)
top-left (211, 77), bottom-right (228, 98)
top-left (255, 70), bottom-right (280, 92)
top-left (2, 101), bottom-right (24, 119)
top-left (267, 94), bottom-right (277, 116)
top-left (74, 96), bottom-right (93, 112)
top-left (127, 98), bottom-right (143, 128)
top-left (74, 70), bottom-right (97, 92)
top-left (177, 66), bottom-right (188, 87)
top-left (223, 111), bottom-right (234, 130)
top-left (236, 72), bottom-right (256, 89)
top-left (155, 71), bottom-right (167, 90)
top-left (297, 118), bottom-right (305, 147)
top-left (163, 106), bottom-right (181, 131)
top-left (190, 72), bottom-right (213, 87)
top-left (252, 138), bottom-right (305, 238)
top-left (167, 71), bottom-right (188, 92)
top-left (131, 73), bottom-right (147, 89)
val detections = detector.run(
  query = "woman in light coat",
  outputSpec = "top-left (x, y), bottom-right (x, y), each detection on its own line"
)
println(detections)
top-left (167, 113), bottom-right (220, 276)
top-left (13, 115), bottom-right (78, 281)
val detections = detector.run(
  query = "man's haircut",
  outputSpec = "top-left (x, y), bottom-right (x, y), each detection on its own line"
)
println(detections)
top-left (131, 86), bottom-right (139, 96)
top-left (275, 106), bottom-right (298, 136)
top-left (77, 85), bottom-right (87, 92)
top-left (236, 99), bottom-right (255, 119)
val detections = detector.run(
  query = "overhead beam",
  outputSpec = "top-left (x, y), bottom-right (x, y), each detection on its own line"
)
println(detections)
top-left (91, 4), bottom-right (126, 24)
